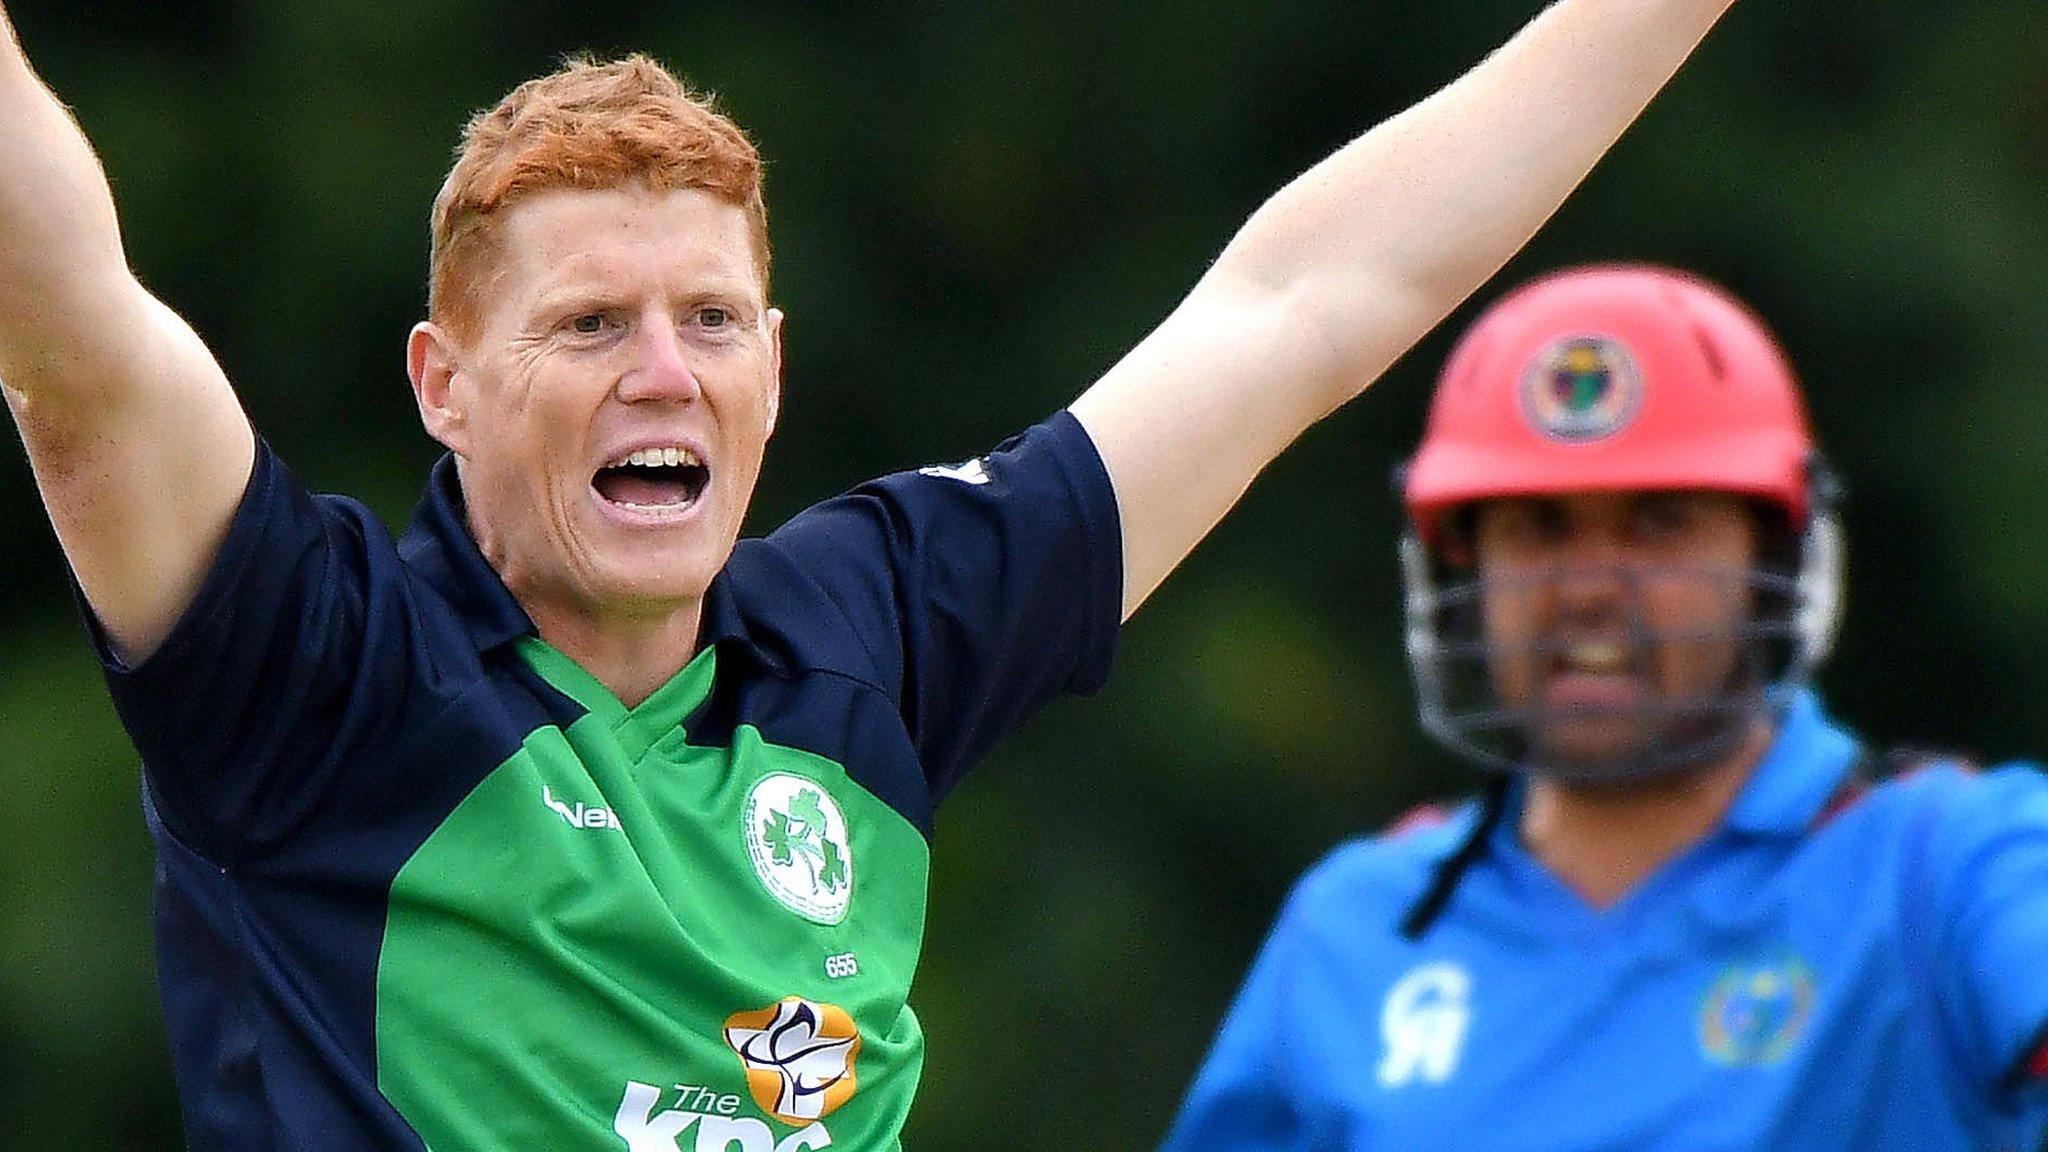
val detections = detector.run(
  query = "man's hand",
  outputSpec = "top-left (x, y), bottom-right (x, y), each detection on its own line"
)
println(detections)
top-left (1069, 0), bottom-right (1738, 620)
top-left (0, 2), bottom-right (254, 663)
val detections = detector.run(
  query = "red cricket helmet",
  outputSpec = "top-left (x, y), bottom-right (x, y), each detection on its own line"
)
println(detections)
top-left (1404, 264), bottom-right (1817, 545)
top-left (1396, 264), bottom-right (1844, 784)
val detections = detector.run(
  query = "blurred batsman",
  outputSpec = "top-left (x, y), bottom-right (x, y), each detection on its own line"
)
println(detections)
top-left (0, 1), bottom-right (1739, 1148)
top-left (1165, 265), bottom-right (2048, 1151)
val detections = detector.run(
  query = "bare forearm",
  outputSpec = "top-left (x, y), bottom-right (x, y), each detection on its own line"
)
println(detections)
top-left (1073, 0), bottom-right (1734, 619)
top-left (1218, 0), bottom-right (1734, 402)
top-left (0, 5), bottom-right (135, 389)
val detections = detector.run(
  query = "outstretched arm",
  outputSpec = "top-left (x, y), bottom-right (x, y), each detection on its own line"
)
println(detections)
top-left (0, 4), bottom-right (254, 662)
top-left (1069, 0), bottom-right (1736, 619)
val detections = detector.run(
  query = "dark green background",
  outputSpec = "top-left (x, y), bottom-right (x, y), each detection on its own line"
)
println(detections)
top-left (1, 2), bottom-right (2042, 1147)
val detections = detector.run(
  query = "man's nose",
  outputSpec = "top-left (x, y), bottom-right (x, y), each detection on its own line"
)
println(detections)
top-left (617, 320), bottom-right (704, 404)
top-left (1548, 538), bottom-right (1636, 613)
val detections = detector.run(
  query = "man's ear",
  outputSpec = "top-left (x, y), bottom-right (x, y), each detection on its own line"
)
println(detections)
top-left (764, 306), bottom-right (785, 439)
top-left (407, 321), bottom-right (471, 457)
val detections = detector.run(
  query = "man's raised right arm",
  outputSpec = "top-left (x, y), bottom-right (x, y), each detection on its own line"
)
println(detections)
top-left (0, 5), bottom-right (254, 664)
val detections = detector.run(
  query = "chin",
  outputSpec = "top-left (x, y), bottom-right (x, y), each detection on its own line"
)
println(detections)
top-left (589, 521), bottom-right (736, 588)
top-left (598, 568), bottom-right (721, 613)
top-left (1529, 721), bottom-right (1658, 778)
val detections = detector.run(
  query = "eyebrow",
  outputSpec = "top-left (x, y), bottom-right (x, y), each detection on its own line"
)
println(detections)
top-left (518, 287), bottom-right (621, 329)
top-left (530, 274), bottom-right (762, 312)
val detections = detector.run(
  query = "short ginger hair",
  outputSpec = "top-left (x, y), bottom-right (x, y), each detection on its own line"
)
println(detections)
top-left (428, 54), bottom-right (769, 343)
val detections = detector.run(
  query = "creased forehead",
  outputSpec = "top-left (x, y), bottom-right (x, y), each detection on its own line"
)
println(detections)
top-left (486, 187), bottom-right (769, 320)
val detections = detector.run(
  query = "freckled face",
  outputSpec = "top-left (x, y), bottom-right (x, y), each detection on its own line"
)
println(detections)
top-left (440, 186), bottom-right (781, 629)
top-left (1473, 491), bottom-right (1759, 772)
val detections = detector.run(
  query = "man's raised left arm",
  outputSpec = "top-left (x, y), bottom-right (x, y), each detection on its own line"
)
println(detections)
top-left (1069, 0), bottom-right (1737, 619)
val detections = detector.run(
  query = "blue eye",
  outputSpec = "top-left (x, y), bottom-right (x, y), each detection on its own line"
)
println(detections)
top-left (571, 313), bottom-right (606, 335)
top-left (700, 307), bottom-right (730, 328)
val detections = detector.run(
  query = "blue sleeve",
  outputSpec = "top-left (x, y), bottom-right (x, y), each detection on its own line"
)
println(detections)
top-left (1921, 763), bottom-right (2048, 1108)
top-left (83, 440), bottom-right (417, 864)
top-left (757, 410), bottom-right (1122, 801)
top-left (1164, 884), bottom-right (1329, 1152)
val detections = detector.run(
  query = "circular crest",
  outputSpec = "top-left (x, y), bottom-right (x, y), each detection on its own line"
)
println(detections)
top-left (1519, 334), bottom-right (1643, 442)
top-left (1698, 956), bottom-right (1816, 1066)
top-left (743, 773), bottom-right (855, 925)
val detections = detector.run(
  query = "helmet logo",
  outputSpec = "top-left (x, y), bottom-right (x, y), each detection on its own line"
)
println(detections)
top-left (1520, 335), bottom-right (1643, 442)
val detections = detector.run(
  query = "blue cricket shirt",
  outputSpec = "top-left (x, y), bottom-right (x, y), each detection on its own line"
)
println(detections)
top-left (1166, 692), bottom-right (2048, 1151)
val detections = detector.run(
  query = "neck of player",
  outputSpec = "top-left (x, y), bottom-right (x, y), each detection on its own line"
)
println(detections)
top-left (1520, 720), bottom-right (1775, 909)
top-left (526, 600), bottom-right (707, 709)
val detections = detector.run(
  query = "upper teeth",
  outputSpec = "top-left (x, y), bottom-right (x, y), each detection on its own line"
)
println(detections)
top-left (1567, 642), bottom-right (1627, 671)
top-left (613, 447), bottom-right (699, 468)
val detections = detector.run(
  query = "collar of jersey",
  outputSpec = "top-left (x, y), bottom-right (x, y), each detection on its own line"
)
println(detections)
top-left (1718, 689), bottom-right (1860, 837)
top-left (514, 635), bottom-right (718, 753)
top-left (399, 453), bottom-right (538, 653)
top-left (400, 453), bottom-right (764, 675)
top-left (1479, 690), bottom-right (1861, 864)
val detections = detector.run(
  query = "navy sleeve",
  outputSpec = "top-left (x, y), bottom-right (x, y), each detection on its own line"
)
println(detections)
top-left (82, 440), bottom-right (417, 864)
top-left (756, 410), bottom-right (1121, 801)
top-left (1918, 763), bottom-right (2048, 1108)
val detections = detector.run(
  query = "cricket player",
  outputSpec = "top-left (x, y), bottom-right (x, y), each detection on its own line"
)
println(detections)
top-left (1164, 265), bottom-right (2048, 1151)
top-left (1, 3), bottom-right (1738, 1149)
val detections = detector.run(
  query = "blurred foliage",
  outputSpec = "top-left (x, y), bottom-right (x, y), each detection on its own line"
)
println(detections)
top-left (0, 1), bottom-right (2043, 1148)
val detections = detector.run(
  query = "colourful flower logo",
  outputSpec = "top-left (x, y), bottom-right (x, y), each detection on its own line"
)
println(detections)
top-left (724, 997), bottom-right (862, 1124)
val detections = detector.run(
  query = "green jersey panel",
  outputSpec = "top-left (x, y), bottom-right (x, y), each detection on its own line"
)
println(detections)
top-left (378, 642), bottom-right (930, 1150)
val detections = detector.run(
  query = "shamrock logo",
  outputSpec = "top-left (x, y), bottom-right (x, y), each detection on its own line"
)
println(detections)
top-left (760, 788), bottom-right (850, 896)
top-left (744, 774), bottom-right (855, 924)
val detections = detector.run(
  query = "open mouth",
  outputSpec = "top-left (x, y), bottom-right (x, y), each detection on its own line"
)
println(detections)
top-left (1540, 638), bottom-right (1647, 710)
top-left (591, 446), bottom-right (711, 513)
top-left (1551, 638), bottom-right (1632, 676)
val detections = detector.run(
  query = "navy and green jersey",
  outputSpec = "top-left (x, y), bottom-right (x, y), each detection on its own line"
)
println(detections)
top-left (87, 412), bottom-right (1120, 1150)
top-left (1165, 692), bottom-right (2048, 1152)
